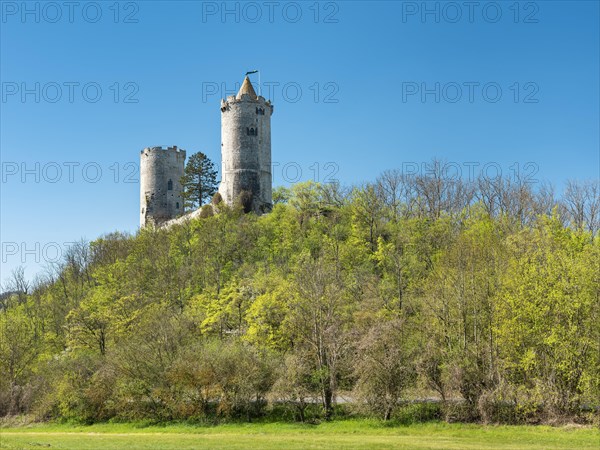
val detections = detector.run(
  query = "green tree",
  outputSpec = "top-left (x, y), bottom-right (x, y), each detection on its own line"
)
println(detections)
top-left (181, 151), bottom-right (218, 210)
top-left (286, 253), bottom-right (352, 420)
top-left (0, 304), bottom-right (40, 415)
top-left (495, 215), bottom-right (599, 417)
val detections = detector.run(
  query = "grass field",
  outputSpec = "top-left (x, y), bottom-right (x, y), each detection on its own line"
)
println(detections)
top-left (1, 421), bottom-right (598, 449)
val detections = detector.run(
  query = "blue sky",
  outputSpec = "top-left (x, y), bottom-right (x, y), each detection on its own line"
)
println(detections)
top-left (1, 0), bottom-right (599, 282)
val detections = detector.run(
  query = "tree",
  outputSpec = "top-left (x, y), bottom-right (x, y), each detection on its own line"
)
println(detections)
top-left (561, 179), bottom-right (600, 237)
top-left (286, 253), bottom-right (351, 420)
top-left (180, 152), bottom-right (218, 210)
top-left (352, 319), bottom-right (417, 420)
top-left (0, 304), bottom-right (39, 415)
top-left (3, 266), bottom-right (30, 305)
top-left (269, 352), bottom-right (317, 422)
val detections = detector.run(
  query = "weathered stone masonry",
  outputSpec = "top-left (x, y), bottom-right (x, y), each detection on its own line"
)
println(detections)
top-left (219, 76), bottom-right (273, 213)
top-left (139, 146), bottom-right (185, 227)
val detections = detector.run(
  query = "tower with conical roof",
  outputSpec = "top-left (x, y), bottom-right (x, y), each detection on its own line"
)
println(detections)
top-left (219, 76), bottom-right (273, 213)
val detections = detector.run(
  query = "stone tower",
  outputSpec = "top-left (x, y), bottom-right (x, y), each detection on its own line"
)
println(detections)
top-left (219, 76), bottom-right (273, 213)
top-left (140, 145), bottom-right (186, 227)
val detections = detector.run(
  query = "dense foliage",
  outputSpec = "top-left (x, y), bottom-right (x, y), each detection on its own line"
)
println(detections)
top-left (2, 166), bottom-right (599, 424)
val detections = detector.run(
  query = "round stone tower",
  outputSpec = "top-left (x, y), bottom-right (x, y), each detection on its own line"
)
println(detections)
top-left (219, 76), bottom-right (273, 213)
top-left (140, 145), bottom-right (186, 227)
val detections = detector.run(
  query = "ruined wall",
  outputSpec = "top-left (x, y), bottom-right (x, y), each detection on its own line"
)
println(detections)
top-left (219, 93), bottom-right (273, 213)
top-left (258, 100), bottom-right (273, 209)
top-left (140, 146), bottom-right (186, 227)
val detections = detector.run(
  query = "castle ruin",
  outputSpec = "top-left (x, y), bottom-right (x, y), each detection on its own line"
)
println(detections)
top-left (219, 76), bottom-right (274, 214)
top-left (140, 145), bottom-right (186, 227)
top-left (140, 75), bottom-right (273, 227)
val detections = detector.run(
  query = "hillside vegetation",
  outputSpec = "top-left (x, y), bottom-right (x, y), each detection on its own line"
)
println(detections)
top-left (2, 166), bottom-right (599, 425)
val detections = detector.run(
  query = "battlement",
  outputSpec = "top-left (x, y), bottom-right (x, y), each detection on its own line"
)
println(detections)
top-left (223, 94), bottom-right (271, 105)
top-left (141, 145), bottom-right (185, 154)
top-left (221, 95), bottom-right (273, 114)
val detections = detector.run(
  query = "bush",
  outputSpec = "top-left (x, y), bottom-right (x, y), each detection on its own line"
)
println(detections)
top-left (33, 351), bottom-right (109, 423)
top-left (200, 205), bottom-right (214, 218)
top-left (393, 402), bottom-right (442, 425)
top-left (237, 191), bottom-right (253, 213)
top-left (211, 192), bottom-right (223, 205)
top-left (168, 339), bottom-right (277, 421)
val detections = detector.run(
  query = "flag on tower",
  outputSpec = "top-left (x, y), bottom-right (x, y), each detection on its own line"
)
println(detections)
top-left (245, 70), bottom-right (259, 75)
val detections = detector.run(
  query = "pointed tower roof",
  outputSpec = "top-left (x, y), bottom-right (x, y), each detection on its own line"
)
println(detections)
top-left (236, 76), bottom-right (258, 100)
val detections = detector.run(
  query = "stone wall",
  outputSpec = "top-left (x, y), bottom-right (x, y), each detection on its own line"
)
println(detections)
top-left (140, 146), bottom-right (186, 226)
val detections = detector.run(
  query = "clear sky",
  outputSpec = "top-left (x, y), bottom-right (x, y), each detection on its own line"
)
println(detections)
top-left (1, 0), bottom-right (599, 283)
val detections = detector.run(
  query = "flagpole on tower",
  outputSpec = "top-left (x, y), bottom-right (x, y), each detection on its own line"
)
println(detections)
top-left (245, 70), bottom-right (260, 96)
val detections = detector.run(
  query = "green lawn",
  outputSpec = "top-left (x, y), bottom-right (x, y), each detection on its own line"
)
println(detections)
top-left (1, 421), bottom-right (598, 449)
